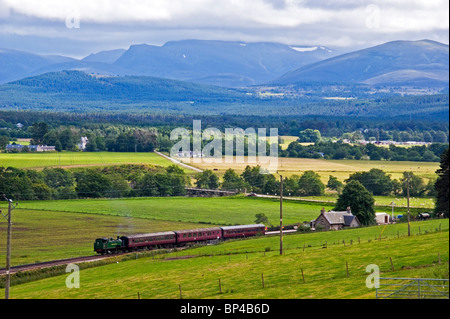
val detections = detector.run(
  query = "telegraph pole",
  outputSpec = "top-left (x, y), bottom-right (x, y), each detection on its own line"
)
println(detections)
top-left (405, 173), bottom-right (411, 237)
top-left (1, 195), bottom-right (16, 299)
top-left (279, 174), bottom-right (283, 255)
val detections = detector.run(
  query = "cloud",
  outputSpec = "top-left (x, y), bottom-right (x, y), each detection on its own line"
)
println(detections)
top-left (2, 0), bottom-right (446, 30)
top-left (0, 0), bottom-right (11, 18)
top-left (0, 0), bottom-right (448, 56)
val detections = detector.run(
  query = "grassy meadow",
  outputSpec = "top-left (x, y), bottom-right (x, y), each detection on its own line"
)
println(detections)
top-left (0, 208), bottom-right (207, 266)
top-left (0, 151), bottom-right (176, 170)
top-left (299, 195), bottom-right (435, 209)
top-left (2, 219), bottom-right (448, 299)
top-left (15, 195), bottom-right (335, 227)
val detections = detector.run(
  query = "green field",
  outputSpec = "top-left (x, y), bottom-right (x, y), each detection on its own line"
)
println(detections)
top-left (9, 139), bottom-right (31, 146)
top-left (299, 195), bottom-right (435, 209)
top-left (15, 196), bottom-right (334, 227)
top-left (0, 208), bottom-right (207, 266)
top-left (2, 220), bottom-right (448, 299)
top-left (0, 151), bottom-right (176, 170)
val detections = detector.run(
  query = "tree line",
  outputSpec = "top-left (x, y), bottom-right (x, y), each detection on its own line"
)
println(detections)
top-left (195, 164), bottom-right (439, 199)
top-left (282, 140), bottom-right (448, 162)
top-left (0, 164), bottom-right (189, 200)
top-left (1, 109), bottom-right (448, 147)
top-left (0, 121), bottom-right (172, 153)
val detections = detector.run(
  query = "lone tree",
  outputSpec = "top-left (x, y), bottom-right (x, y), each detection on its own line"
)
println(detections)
top-left (195, 170), bottom-right (219, 189)
top-left (434, 148), bottom-right (449, 218)
top-left (335, 180), bottom-right (376, 226)
top-left (327, 175), bottom-right (344, 194)
top-left (298, 171), bottom-right (325, 196)
top-left (255, 213), bottom-right (270, 226)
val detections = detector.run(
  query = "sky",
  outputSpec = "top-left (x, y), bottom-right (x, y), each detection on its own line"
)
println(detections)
top-left (0, 0), bottom-right (448, 58)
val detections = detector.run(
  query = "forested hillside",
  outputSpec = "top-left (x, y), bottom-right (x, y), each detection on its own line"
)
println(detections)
top-left (0, 71), bottom-right (448, 120)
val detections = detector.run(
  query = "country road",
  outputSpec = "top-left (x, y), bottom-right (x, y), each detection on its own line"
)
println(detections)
top-left (154, 151), bottom-right (203, 173)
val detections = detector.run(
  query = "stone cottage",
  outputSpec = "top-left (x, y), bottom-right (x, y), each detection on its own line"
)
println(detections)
top-left (313, 207), bottom-right (361, 231)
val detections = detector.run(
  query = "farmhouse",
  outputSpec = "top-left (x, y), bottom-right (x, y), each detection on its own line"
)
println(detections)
top-left (5, 144), bottom-right (56, 152)
top-left (176, 150), bottom-right (205, 158)
top-left (313, 207), bottom-right (361, 231)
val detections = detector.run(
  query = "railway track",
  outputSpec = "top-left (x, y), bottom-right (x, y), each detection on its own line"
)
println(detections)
top-left (0, 254), bottom-right (108, 276)
top-left (0, 246), bottom-right (192, 276)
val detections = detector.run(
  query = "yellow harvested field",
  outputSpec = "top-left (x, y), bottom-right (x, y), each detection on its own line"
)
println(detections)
top-left (179, 156), bottom-right (439, 183)
top-left (279, 136), bottom-right (313, 150)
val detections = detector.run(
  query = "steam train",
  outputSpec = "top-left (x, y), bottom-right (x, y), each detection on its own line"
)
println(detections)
top-left (94, 224), bottom-right (266, 255)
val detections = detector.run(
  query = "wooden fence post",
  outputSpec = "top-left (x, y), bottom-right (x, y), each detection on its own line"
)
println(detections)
top-left (346, 262), bottom-right (349, 278)
top-left (301, 268), bottom-right (305, 283)
top-left (262, 273), bottom-right (265, 288)
top-left (390, 257), bottom-right (395, 272)
top-left (179, 284), bottom-right (183, 299)
top-left (219, 278), bottom-right (222, 294)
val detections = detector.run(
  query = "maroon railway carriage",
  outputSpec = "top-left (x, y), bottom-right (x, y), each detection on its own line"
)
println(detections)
top-left (121, 231), bottom-right (176, 250)
top-left (174, 227), bottom-right (222, 245)
top-left (220, 224), bottom-right (266, 239)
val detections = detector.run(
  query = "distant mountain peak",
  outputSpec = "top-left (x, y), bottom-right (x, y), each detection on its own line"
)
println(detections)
top-left (82, 49), bottom-right (126, 64)
top-left (113, 39), bottom-right (337, 87)
top-left (273, 39), bottom-right (449, 87)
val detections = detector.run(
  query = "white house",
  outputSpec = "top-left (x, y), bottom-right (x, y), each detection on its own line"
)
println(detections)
top-left (77, 137), bottom-right (89, 151)
top-left (375, 212), bottom-right (390, 225)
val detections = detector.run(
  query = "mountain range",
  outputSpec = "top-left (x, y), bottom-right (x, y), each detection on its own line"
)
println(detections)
top-left (0, 40), bottom-right (336, 87)
top-left (0, 39), bottom-right (448, 119)
top-left (1, 39), bottom-right (448, 88)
